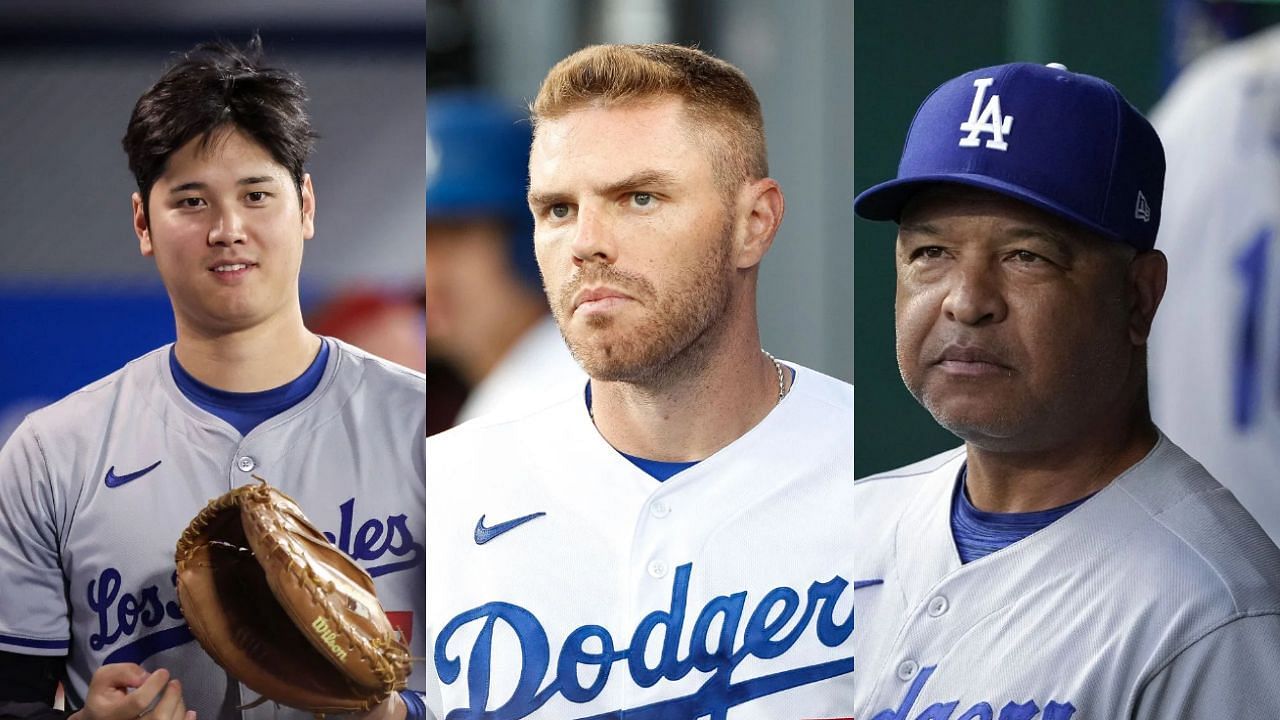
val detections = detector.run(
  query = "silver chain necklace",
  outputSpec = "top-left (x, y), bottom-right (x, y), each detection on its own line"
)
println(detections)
top-left (762, 349), bottom-right (787, 404)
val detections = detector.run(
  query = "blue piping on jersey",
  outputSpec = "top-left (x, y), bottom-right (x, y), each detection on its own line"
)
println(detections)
top-left (0, 633), bottom-right (69, 650)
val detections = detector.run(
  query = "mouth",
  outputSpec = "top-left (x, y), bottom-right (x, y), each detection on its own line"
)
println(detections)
top-left (208, 261), bottom-right (258, 280)
top-left (572, 286), bottom-right (634, 314)
top-left (933, 345), bottom-right (1013, 376)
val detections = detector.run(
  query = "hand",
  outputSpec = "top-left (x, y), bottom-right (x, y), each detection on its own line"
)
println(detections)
top-left (69, 664), bottom-right (196, 720)
top-left (351, 692), bottom-right (406, 720)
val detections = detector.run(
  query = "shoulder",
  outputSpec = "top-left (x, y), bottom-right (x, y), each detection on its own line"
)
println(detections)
top-left (21, 346), bottom-right (169, 437)
top-left (783, 361), bottom-right (853, 414)
top-left (852, 445), bottom-right (963, 517)
top-left (327, 337), bottom-right (425, 392)
top-left (1113, 437), bottom-right (1280, 618)
top-left (426, 392), bottom-right (582, 459)
top-left (856, 445), bottom-right (965, 486)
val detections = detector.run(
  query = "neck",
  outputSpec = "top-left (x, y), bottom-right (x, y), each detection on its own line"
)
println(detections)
top-left (173, 309), bottom-right (321, 392)
top-left (589, 310), bottom-right (785, 462)
top-left (964, 405), bottom-right (1158, 513)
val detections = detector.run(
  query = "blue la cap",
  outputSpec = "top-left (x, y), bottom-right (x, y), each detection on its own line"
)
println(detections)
top-left (427, 89), bottom-right (539, 286)
top-left (854, 62), bottom-right (1165, 250)
top-left (427, 89), bottom-right (532, 223)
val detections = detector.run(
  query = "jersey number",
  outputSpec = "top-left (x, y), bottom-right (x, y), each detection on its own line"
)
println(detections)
top-left (1234, 226), bottom-right (1275, 429)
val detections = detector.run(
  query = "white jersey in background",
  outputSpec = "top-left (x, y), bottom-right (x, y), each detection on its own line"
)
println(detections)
top-left (0, 338), bottom-right (426, 720)
top-left (424, 362), bottom-right (854, 719)
top-left (851, 434), bottom-right (1280, 718)
top-left (1149, 25), bottom-right (1280, 545)
top-left (454, 315), bottom-right (584, 426)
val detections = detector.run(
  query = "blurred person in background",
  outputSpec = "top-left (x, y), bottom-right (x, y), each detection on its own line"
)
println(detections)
top-left (1149, 22), bottom-right (1280, 544)
top-left (426, 90), bottom-right (583, 428)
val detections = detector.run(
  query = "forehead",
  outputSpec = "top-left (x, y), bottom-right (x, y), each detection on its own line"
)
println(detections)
top-left (161, 127), bottom-right (287, 180)
top-left (529, 97), bottom-right (712, 188)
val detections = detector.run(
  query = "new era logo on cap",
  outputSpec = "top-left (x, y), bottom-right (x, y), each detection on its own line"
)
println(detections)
top-left (855, 62), bottom-right (1166, 250)
top-left (1135, 190), bottom-right (1151, 222)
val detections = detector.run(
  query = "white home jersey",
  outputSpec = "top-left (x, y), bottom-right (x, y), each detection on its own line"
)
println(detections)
top-left (851, 435), bottom-right (1280, 718)
top-left (0, 338), bottom-right (425, 719)
top-left (1149, 25), bottom-right (1280, 545)
top-left (424, 362), bottom-right (854, 719)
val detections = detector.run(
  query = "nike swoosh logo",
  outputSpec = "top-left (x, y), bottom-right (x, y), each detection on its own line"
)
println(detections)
top-left (104, 460), bottom-right (163, 488)
top-left (474, 512), bottom-right (546, 545)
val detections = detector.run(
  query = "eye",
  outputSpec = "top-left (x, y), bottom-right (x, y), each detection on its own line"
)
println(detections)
top-left (631, 192), bottom-right (653, 207)
top-left (910, 246), bottom-right (946, 260)
top-left (178, 197), bottom-right (205, 209)
top-left (1012, 250), bottom-right (1043, 263)
top-left (246, 191), bottom-right (269, 203)
top-left (550, 204), bottom-right (571, 219)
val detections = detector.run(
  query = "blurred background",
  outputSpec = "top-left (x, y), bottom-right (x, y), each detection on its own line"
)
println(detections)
top-left (427, 0), bottom-right (853, 432)
top-left (854, 0), bottom-right (1280, 489)
top-left (0, 1), bottom-right (426, 445)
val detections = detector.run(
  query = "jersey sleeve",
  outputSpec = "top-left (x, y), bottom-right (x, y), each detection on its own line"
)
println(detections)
top-left (1135, 613), bottom-right (1280, 716)
top-left (0, 419), bottom-right (71, 656)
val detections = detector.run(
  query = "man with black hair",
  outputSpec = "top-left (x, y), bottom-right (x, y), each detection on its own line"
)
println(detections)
top-left (0, 38), bottom-right (425, 720)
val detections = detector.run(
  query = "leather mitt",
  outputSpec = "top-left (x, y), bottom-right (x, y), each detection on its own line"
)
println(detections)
top-left (175, 478), bottom-right (411, 713)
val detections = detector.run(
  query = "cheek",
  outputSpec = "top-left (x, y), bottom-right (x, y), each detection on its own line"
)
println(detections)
top-left (894, 283), bottom-right (937, 361)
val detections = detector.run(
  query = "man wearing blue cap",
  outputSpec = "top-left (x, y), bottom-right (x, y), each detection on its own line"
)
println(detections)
top-left (426, 91), bottom-right (582, 426)
top-left (852, 62), bottom-right (1280, 716)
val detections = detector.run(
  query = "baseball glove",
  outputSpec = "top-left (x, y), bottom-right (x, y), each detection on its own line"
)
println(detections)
top-left (175, 477), bottom-right (411, 713)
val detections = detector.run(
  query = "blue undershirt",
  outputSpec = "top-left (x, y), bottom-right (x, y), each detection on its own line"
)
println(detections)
top-left (584, 381), bottom-right (701, 481)
top-left (951, 464), bottom-right (1093, 564)
top-left (169, 340), bottom-right (329, 437)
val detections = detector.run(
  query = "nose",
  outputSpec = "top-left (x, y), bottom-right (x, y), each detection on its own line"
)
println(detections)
top-left (941, 264), bottom-right (1007, 326)
top-left (207, 205), bottom-right (247, 247)
top-left (569, 205), bottom-right (616, 267)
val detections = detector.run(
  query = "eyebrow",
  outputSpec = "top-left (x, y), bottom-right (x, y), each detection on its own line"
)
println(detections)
top-left (527, 169), bottom-right (680, 208)
top-left (168, 176), bottom-right (281, 194)
top-left (1004, 226), bottom-right (1076, 258)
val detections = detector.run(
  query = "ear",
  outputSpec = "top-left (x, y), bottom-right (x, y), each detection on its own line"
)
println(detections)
top-left (132, 192), bottom-right (153, 257)
top-left (1128, 249), bottom-right (1167, 346)
top-left (733, 178), bottom-right (784, 270)
top-left (300, 173), bottom-right (316, 240)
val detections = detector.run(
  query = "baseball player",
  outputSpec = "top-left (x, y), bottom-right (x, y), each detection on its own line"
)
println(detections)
top-left (1148, 26), bottom-right (1280, 546)
top-left (0, 38), bottom-right (426, 720)
top-left (425, 90), bottom-right (583, 425)
top-left (851, 62), bottom-right (1280, 717)
top-left (424, 44), bottom-right (854, 719)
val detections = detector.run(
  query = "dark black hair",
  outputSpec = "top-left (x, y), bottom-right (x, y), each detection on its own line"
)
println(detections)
top-left (122, 35), bottom-right (317, 214)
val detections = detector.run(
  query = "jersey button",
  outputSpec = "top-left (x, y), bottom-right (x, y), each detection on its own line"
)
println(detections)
top-left (647, 560), bottom-right (668, 578)
top-left (927, 595), bottom-right (949, 617)
top-left (897, 659), bottom-right (920, 681)
top-left (236, 456), bottom-right (256, 472)
top-left (650, 500), bottom-right (671, 518)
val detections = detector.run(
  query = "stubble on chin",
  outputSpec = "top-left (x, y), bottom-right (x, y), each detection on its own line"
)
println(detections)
top-left (553, 233), bottom-right (734, 385)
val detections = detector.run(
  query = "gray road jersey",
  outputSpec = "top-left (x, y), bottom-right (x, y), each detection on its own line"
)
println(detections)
top-left (852, 434), bottom-right (1280, 718)
top-left (0, 337), bottom-right (425, 719)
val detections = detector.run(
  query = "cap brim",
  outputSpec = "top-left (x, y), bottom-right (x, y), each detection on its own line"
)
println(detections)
top-left (853, 173), bottom-right (1124, 244)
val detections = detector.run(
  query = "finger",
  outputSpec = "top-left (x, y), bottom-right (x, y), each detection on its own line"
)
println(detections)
top-left (163, 686), bottom-right (187, 720)
top-left (126, 669), bottom-right (170, 713)
top-left (90, 663), bottom-right (150, 693)
top-left (147, 680), bottom-right (183, 720)
top-left (184, 711), bottom-right (196, 720)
